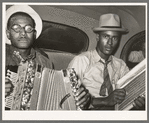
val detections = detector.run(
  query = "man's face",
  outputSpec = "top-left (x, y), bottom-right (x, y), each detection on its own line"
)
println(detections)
top-left (96, 31), bottom-right (121, 58)
top-left (6, 15), bottom-right (36, 49)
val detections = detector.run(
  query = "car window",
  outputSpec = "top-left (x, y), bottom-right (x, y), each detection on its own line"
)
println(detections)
top-left (34, 20), bottom-right (89, 54)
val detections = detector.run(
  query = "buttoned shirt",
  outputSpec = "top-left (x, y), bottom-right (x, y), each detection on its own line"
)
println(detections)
top-left (68, 50), bottom-right (129, 97)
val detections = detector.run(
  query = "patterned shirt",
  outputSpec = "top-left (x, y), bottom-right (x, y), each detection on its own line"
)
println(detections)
top-left (5, 44), bottom-right (53, 110)
top-left (68, 50), bottom-right (129, 97)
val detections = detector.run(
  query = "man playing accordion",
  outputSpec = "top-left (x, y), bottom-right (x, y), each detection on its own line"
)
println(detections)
top-left (5, 5), bottom-right (91, 110)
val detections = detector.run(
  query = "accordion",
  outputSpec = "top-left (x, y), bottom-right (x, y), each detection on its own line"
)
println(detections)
top-left (5, 62), bottom-right (80, 110)
top-left (115, 59), bottom-right (146, 110)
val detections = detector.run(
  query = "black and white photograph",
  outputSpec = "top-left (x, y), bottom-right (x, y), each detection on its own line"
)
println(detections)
top-left (2, 2), bottom-right (147, 120)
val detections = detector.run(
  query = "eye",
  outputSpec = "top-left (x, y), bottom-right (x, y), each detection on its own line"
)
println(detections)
top-left (12, 24), bottom-right (21, 32)
top-left (112, 36), bottom-right (119, 41)
top-left (103, 34), bottom-right (109, 39)
top-left (25, 25), bottom-right (34, 33)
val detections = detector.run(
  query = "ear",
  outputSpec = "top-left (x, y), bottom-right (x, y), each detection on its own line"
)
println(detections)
top-left (96, 34), bottom-right (99, 42)
top-left (6, 30), bottom-right (10, 39)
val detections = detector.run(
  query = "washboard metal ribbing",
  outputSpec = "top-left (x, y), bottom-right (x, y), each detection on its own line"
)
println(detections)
top-left (115, 59), bottom-right (146, 110)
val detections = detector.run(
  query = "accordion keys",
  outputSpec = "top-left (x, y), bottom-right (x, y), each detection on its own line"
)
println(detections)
top-left (5, 63), bottom-right (83, 110)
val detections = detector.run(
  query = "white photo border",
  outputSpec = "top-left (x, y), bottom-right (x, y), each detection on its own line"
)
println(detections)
top-left (2, 2), bottom-right (148, 121)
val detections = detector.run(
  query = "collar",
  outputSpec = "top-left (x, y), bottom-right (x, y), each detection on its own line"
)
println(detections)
top-left (25, 48), bottom-right (36, 61)
top-left (93, 49), bottom-right (112, 64)
top-left (9, 45), bottom-right (36, 62)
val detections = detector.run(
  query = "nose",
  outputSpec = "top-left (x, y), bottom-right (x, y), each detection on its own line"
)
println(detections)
top-left (19, 28), bottom-right (26, 37)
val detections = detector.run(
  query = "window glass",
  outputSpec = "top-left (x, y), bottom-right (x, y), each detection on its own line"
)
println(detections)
top-left (34, 20), bottom-right (89, 54)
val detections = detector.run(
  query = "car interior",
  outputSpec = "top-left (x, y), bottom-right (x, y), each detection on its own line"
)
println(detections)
top-left (5, 5), bottom-right (146, 70)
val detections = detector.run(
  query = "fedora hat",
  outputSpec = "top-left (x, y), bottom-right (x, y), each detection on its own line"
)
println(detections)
top-left (93, 13), bottom-right (128, 33)
top-left (5, 5), bottom-right (42, 44)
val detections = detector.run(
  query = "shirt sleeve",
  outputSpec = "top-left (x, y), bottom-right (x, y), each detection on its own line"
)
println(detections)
top-left (35, 51), bottom-right (54, 69)
top-left (68, 55), bottom-right (89, 85)
top-left (120, 60), bottom-right (130, 79)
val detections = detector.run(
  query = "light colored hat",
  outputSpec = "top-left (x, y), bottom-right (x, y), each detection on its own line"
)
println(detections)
top-left (5, 5), bottom-right (42, 44)
top-left (93, 13), bottom-right (128, 33)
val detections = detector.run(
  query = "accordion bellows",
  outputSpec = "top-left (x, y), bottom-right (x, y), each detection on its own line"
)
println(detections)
top-left (5, 64), bottom-right (78, 110)
top-left (115, 58), bottom-right (146, 110)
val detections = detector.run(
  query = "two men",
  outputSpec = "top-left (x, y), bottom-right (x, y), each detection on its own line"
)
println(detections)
top-left (5, 5), bottom-right (90, 110)
top-left (68, 14), bottom-right (145, 110)
top-left (5, 5), bottom-right (145, 110)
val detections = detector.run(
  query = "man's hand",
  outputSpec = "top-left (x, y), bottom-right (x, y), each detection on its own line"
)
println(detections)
top-left (5, 78), bottom-right (13, 97)
top-left (105, 88), bottom-right (126, 106)
top-left (74, 84), bottom-right (91, 110)
top-left (132, 96), bottom-right (145, 110)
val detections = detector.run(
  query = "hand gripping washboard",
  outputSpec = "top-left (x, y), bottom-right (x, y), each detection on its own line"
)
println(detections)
top-left (115, 59), bottom-right (146, 110)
